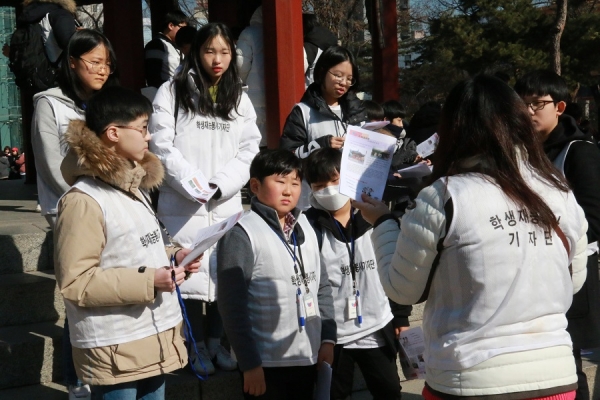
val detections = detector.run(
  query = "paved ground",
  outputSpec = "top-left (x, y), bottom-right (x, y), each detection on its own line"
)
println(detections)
top-left (0, 178), bottom-right (50, 235)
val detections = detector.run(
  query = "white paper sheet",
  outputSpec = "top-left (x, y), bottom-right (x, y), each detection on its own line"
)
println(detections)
top-left (398, 326), bottom-right (427, 380)
top-left (416, 132), bottom-right (439, 158)
top-left (315, 361), bottom-right (332, 400)
top-left (180, 170), bottom-right (218, 204)
top-left (361, 120), bottom-right (390, 131)
top-left (396, 162), bottom-right (432, 179)
top-left (180, 210), bottom-right (247, 267)
top-left (339, 125), bottom-right (397, 201)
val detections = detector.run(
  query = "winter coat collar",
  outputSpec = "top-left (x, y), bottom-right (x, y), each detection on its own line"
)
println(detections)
top-left (543, 115), bottom-right (591, 160)
top-left (250, 197), bottom-right (306, 245)
top-left (300, 83), bottom-right (367, 126)
top-left (305, 206), bottom-right (371, 242)
top-left (23, 0), bottom-right (77, 14)
top-left (61, 120), bottom-right (164, 193)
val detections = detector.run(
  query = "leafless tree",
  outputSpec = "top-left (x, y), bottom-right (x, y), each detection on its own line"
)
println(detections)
top-left (551, 0), bottom-right (568, 75)
top-left (76, 4), bottom-right (103, 30)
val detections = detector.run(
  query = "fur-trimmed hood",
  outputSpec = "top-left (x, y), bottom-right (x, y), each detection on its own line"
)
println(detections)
top-left (23, 0), bottom-right (77, 14)
top-left (61, 120), bottom-right (164, 192)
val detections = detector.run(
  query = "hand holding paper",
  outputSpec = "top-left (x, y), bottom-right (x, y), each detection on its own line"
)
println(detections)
top-left (180, 170), bottom-right (219, 204)
top-left (180, 210), bottom-right (247, 267)
top-left (339, 125), bottom-right (397, 201)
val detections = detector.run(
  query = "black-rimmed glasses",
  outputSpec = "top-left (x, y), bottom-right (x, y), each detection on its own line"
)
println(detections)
top-left (524, 100), bottom-right (555, 112)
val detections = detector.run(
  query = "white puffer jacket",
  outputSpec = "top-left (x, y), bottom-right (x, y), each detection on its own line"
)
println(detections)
top-left (149, 74), bottom-right (261, 301)
top-left (371, 162), bottom-right (588, 396)
top-left (236, 7), bottom-right (266, 147)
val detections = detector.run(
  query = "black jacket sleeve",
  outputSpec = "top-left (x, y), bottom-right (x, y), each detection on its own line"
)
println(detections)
top-left (280, 105), bottom-right (331, 158)
top-left (564, 141), bottom-right (600, 242)
top-left (48, 9), bottom-right (76, 51)
top-left (389, 300), bottom-right (412, 328)
top-left (317, 250), bottom-right (337, 343)
top-left (216, 226), bottom-right (262, 372)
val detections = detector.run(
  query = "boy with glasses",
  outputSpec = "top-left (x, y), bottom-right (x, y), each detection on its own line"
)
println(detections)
top-left (144, 11), bottom-right (188, 89)
top-left (515, 70), bottom-right (600, 400)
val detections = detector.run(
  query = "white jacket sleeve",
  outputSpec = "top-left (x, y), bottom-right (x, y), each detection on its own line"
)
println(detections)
top-left (371, 182), bottom-right (447, 305)
top-left (568, 197), bottom-right (589, 294)
top-left (208, 95), bottom-right (261, 201)
top-left (149, 81), bottom-right (198, 202)
top-left (31, 97), bottom-right (71, 197)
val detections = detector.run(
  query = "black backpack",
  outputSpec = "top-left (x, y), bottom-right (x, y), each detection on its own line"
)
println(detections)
top-left (9, 19), bottom-right (59, 93)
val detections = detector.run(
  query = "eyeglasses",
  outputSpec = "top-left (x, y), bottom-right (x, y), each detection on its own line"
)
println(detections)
top-left (115, 125), bottom-right (148, 135)
top-left (524, 100), bottom-right (555, 112)
top-left (327, 70), bottom-right (355, 87)
top-left (78, 58), bottom-right (114, 74)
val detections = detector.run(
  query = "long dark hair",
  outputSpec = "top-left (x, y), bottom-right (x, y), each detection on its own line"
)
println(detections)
top-left (172, 22), bottom-right (241, 121)
top-left (430, 75), bottom-right (569, 230)
top-left (58, 29), bottom-right (119, 109)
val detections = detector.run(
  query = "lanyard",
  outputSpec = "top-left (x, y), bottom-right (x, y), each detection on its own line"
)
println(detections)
top-left (274, 229), bottom-right (310, 295)
top-left (333, 212), bottom-right (357, 294)
top-left (97, 178), bottom-right (179, 247)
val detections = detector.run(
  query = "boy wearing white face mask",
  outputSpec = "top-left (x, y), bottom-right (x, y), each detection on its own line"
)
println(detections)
top-left (304, 148), bottom-right (411, 400)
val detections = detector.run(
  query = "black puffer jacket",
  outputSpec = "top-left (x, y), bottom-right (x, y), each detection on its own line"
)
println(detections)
top-left (280, 83), bottom-right (367, 158)
top-left (545, 114), bottom-right (600, 348)
top-left (19, 0), bottom-right (77, 51)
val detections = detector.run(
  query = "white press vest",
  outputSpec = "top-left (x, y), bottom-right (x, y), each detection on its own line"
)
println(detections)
top-left (320, 228), bottom-right (393, 344)
top-left (64, 177), bottom-right (182, 348)
top-left (238, 211), bottom-right (322, 367)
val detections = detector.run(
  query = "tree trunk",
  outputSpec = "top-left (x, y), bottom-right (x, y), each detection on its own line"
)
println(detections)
top-left (551, 0), bottom-right (568, 75)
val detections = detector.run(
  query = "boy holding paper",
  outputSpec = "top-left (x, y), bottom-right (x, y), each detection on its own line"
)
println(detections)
top-left (304, 148), bottom-right (409, 400)
top-left (217, 149), bottom-right (336, 399)
top-left (54, 87), bottom-right (201, 396)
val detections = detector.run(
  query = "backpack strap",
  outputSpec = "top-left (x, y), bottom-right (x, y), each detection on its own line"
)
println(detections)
top-left (552, 140), bottom-right (581, 174)
top-left (554, 224), bottom-right (573, 277)
top-left (39, 13), bottom-right (62, 65)
top-left (416, 197), bottom-right (453, 303)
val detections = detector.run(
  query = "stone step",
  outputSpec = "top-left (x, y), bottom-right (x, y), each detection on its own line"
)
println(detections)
top-left (0, 270), bottom-right (64, 328)
top-left (0, 319), bottom-right (64, 390)
top-left (0, 231), bottom-right (54, 275)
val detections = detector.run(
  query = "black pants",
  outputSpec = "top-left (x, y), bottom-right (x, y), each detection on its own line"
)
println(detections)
top-left (242, 365), bottom-right (317, 400)
top-left (331, 344), bottom-right (402, 400)
top-left (574, 348), bottom-right (590, 400)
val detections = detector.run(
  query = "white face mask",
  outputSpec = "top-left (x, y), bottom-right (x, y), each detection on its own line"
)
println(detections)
top-left (310, 185), bottom-right (350, 212)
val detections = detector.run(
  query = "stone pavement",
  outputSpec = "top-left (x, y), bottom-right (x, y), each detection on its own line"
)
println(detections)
top-left (0, 178), bottom-right (50, 235)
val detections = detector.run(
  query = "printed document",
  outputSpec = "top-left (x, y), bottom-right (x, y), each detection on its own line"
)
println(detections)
top-left (398, 326), bottom-right (426, 380)
top-left (315, 362), bottom-right (332, 400)
top-left (416, 132), bottom-right (439, 158)
top-left (396, 162), bottom-right (432, 179)
top-left (180, 210), bottom-right (247, 266)
top-left (340, 125), bottom-right (397, 201)
top-left (180, 170), bottom-right (218, 203)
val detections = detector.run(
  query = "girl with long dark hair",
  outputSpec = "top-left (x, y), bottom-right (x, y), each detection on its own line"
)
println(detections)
top-left (150, 22), bottom-right (261, 375)
top-left (354, 75), bottom-right (588, 400)
top-left (32, 28), bottom-right (118, 226)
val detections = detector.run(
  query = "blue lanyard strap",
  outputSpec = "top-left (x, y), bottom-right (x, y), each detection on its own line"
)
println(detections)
top-left (275, 229), bottom-right (310, 294)
top-left (170, 255), bottom-right (208, 380)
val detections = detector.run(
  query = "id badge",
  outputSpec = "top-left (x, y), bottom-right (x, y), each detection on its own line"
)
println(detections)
top-left (304, 293), bottom-right (317, 319)
top-left (346, 296), bottom-right (357, 320)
